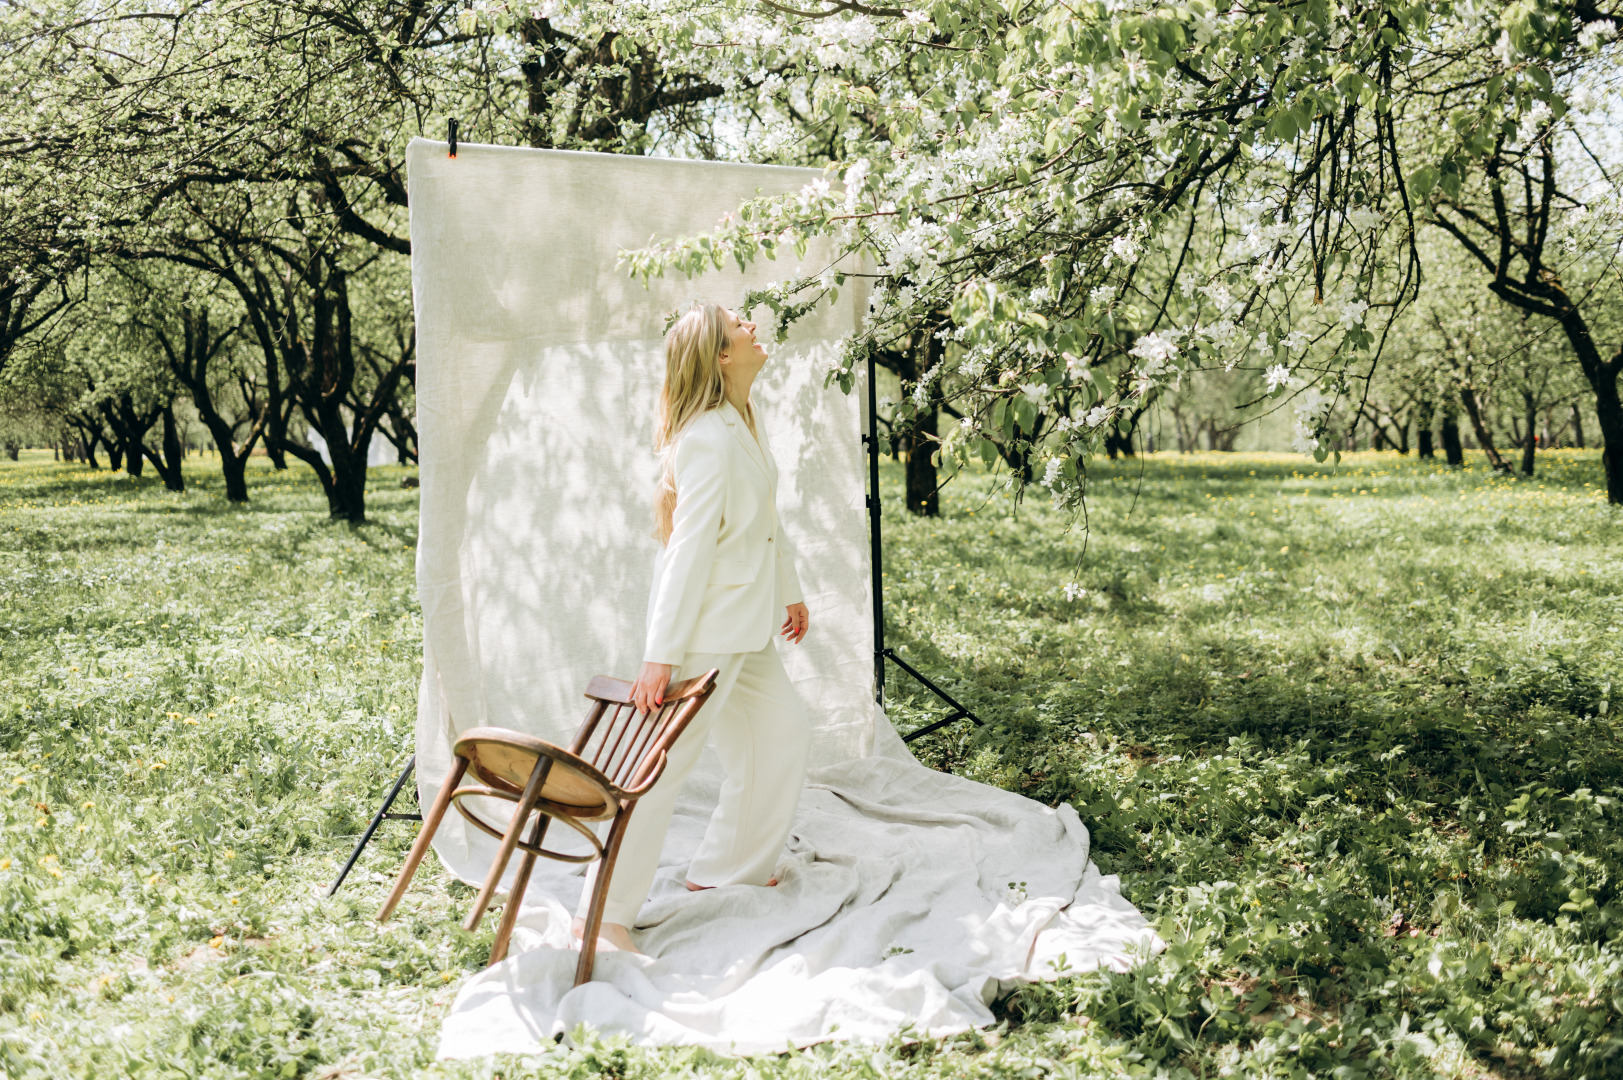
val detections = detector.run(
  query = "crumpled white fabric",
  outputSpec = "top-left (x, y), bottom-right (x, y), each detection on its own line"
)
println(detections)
top-left (406, 139), bottom-right (1160, 1057)
top-left (437, 720), bottom-right (1159, 1056)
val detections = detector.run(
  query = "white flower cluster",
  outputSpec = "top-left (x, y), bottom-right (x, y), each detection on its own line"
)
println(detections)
top-left (1105, 233), bottom-right (1141, 267)
top-left (1020, 382), bottom-right (1050, 406)
top-left (1578, 20), bottom-right (1618, 50)
top-left (1517, 99), bottom-right (1552, 145)
top-left (1291, 387), bottom-right (1332, 453)
top-left (1344, 206), bottom-right (1382, 234)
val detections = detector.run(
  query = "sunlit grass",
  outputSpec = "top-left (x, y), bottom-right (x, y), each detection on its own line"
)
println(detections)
top-left (1, 448), bottom-right (1619, 1078)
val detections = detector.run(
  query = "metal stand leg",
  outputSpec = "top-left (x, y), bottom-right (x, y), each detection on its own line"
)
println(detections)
top-left (329, 754), bottom-right (421, 897)
top-left (890, 648), bottom-right (986, 742)
top-left (864, 347), bottom-right (987, 746)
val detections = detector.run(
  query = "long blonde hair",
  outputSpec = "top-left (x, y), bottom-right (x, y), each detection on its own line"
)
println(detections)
top-left (654, 302), bottom-right (730, 544)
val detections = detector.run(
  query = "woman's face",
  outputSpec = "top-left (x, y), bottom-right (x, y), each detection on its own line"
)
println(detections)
top-left (719, 308), bottom-right (768, 377)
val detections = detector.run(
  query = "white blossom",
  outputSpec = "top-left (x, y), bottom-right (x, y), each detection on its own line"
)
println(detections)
top-left (1345, 206), bottom-right (1382, 234)
top-left (1106, 234), bottom-right (1140, 267)
top-left (1578, 20), bottom-right (1617, 49)
top-left (1265, 364), bottom-right (1291, 393)
top-left (1337, 297), bottom-right (1369, 328)
top-left (1128, 331), bottom-right (1180, 364)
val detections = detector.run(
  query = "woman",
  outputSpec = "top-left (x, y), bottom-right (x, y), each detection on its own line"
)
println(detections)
top-left (574, 302), bottom-right (812, 954)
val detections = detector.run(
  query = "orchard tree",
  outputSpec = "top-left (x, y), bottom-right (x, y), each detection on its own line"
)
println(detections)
top-left (598, 0), bottom-right (1622, 505)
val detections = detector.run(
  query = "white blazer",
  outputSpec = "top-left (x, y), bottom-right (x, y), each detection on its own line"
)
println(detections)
top-left (644, 401), bottom-right (804, 665)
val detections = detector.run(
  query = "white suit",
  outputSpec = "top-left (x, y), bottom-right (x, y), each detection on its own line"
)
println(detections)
top-left (580, 400), bottom-right (811, 927)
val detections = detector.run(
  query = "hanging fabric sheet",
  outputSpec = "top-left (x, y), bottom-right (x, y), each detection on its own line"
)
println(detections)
top-left (406, 138), bottom-right (1160, 1056)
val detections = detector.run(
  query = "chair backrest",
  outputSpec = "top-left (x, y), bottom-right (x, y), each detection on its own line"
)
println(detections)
top-left (572, 669), bottom-right (719, 796)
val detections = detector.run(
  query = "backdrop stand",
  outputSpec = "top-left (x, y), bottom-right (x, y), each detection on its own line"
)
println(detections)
top-left (330, 153), bottom-right (977, 891)
top-left (865, 347), bottom-right (986, 744)
top-left (328, 754), bottom-right (420, 896)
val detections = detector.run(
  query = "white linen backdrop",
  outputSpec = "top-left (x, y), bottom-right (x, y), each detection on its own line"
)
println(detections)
top-left (406, 138), bottom-right (1159, 1057)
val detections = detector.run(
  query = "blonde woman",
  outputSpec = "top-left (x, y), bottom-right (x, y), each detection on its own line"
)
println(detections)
top-left (574, 302), bottom-right (812, 955)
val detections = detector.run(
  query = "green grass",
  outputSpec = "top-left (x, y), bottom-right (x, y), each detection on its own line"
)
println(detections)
top-left (0, 448), bottom-right (1619, 1079)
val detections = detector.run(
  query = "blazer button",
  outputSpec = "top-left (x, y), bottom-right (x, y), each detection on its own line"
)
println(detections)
top-left (768, 536), bottom-right (774, 543)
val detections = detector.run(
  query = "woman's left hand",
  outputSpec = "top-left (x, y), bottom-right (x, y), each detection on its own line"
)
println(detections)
top-left (781, 603), bottom-right (809, 645)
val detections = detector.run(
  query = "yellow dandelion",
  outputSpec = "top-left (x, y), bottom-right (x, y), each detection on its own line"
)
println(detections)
top-left (148, 873), bottom-right (162, 885)
top-left (35, 816), bottom-right (48, 827)
top-left (0, 859), bottom-right (10, 871)
top-left (82, 801), bottom-right (94, 809)
top-left (222, 850), bottom-right (234, 860)
top-left (209, 935), bottom-right (226, 949)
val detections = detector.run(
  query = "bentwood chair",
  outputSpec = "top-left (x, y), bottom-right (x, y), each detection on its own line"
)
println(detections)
top-left (377, 669), bottom-right (719, 984)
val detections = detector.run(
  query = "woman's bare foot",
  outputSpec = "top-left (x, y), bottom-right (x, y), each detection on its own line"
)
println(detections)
top-left (685, 878), bottom-right (778, 891)
top-left (571, 917), bottom-right (641, 955)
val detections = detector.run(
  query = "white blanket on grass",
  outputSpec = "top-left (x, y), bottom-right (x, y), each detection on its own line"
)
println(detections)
top-left (405, 138), bottom-right (1160, 1057)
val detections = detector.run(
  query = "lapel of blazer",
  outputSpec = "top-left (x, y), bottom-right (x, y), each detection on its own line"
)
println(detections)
top-left (720, 401), bottom-right (771, 485)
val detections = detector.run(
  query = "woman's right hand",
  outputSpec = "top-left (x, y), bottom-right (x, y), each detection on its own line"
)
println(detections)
top-left (631, 661), bottom-right (674, 714)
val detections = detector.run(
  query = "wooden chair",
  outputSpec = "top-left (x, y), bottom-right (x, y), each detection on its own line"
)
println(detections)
top-left (377, 669), bottom-right (719, 985)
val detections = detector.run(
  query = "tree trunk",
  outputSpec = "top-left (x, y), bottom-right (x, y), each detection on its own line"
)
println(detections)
top-left (219, 451), bottom-right (248, 503)
top-left (1572, 403), bottom-right (1586, 449)
top-left (120, 434), bottom-right (143, 476)
top-left (903, 329), bottom-right (942, 517)
top-left (1440, 402), bottom-right (1464, 466)
top-left (904, 417), bottom-right (940, 516)
top-left (142, 406), bottom-right (186, 493)
top-left (1416, 399), bottom-right (1435, 459)
top-left (1105, 429), bottom-right (1134, 458)
top-left (1520, 391), bottom-right (1537, 477)
top-left (1595, 372), bottom-right (1623, 505)
top-left (1457, 387), bottom-right (1511, 472)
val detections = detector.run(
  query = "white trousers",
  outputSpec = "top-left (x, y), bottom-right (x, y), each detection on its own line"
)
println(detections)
top-left (578, 642), bottom-right (811, 927)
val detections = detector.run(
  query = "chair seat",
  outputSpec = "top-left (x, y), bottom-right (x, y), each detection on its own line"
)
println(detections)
top-left (454, 727), bottom-right (617, 820)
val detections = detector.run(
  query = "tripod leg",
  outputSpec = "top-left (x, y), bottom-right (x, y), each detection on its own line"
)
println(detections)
top-left (331, 754), bottom-right (419, 899)
top-left (377, 756), bottom-right (465, 919)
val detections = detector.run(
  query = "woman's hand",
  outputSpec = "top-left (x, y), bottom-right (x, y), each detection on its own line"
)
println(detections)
top-left (781, 603), bottom-right (809, 645)
top-left (631, 661), bottom-right (674, 713)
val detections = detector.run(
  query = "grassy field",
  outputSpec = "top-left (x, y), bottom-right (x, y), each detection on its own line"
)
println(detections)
top-left (0, 448), bottom-right (1619, 1079)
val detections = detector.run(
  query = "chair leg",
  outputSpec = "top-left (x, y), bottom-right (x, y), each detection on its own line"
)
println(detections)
top-left (464, 758), bottom-right (553, 934)
top-left (488, 814), bottom-right (552, 966)
top-left (378, 756), bottom-right (468, 923)
top-left (574, 804), bottom-right (635, 988)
